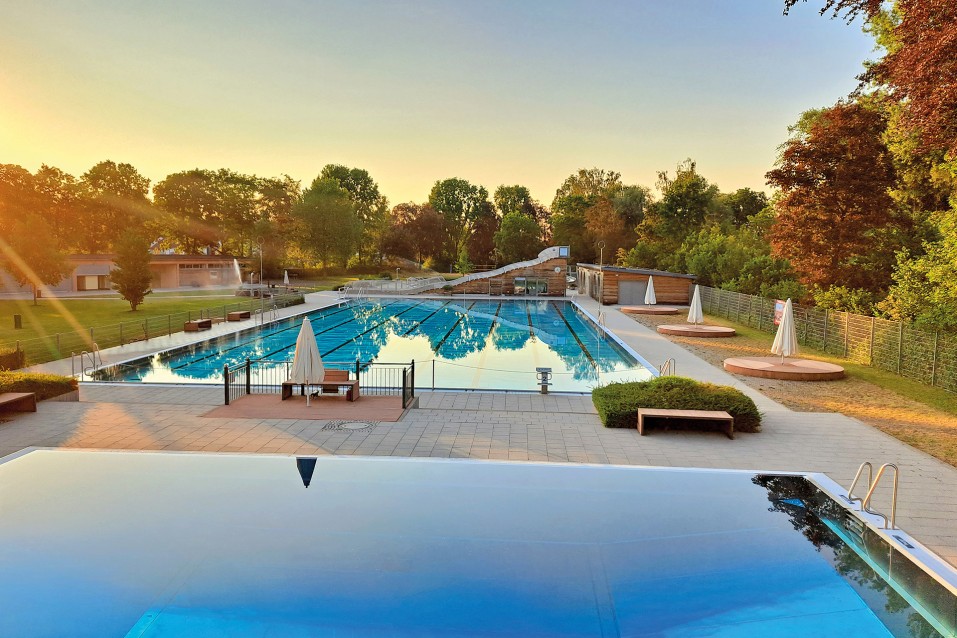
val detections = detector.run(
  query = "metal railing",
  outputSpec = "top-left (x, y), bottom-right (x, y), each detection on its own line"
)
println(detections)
top-left (3, 293), bottom-right (305, 368)
top-left (699, 286), bottom-right (957, 393)
top-left (843, 461), bottom-right (900, 530)
top-left (224, 359), bottom-right (416, 407)
top-left (342, 277), bottom-right (445, 297)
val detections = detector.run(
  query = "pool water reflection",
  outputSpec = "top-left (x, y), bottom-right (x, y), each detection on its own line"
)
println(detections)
top-left (0, 450), bottom-right (950, 637)
top-left (94, 298), bottom-right (654, 392)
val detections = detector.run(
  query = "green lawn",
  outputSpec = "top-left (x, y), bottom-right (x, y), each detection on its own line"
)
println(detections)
top-left (0, 293), bottom-right (308, 366)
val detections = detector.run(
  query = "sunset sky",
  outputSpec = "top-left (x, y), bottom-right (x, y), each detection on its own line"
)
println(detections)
top-left (0, 0), bottom-right (874, 204)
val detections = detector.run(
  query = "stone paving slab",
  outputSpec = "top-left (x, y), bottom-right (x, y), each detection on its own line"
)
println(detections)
top-left (2, 390), bottom-right (956, 566)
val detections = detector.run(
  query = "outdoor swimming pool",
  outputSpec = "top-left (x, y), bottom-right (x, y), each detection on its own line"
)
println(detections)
top-left (93, 298), bottom-right (654, 392)
top-left (1, 450), bottom-right (954, 637)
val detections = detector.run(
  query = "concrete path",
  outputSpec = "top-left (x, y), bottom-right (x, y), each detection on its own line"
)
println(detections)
top-left (572, 294), bottom-right (788, 413)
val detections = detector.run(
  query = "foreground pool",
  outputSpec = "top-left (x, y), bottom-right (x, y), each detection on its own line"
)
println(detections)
top-left (0, 450), bottom-right (954, 636)
top-left (92, 298), bottom-right (654, 392)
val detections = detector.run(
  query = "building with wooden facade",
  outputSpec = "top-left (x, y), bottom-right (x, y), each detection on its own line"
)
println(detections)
top-left (575, 264), bottom-right (696, 305)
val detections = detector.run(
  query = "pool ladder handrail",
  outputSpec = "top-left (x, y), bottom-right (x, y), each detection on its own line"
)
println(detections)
top-left (658, 358), bottom-right (676, 376)
top-left (845, 461), bottom-right (900, 530)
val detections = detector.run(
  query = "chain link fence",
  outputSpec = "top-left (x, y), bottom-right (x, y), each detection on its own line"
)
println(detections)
top-left (699, 286), bottom-right (957, 392)
top-left (1, 293), bottom-right (305, 368)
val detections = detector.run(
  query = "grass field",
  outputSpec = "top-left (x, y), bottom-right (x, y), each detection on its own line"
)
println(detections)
top-left (0, 297), bottom-right (253, 347)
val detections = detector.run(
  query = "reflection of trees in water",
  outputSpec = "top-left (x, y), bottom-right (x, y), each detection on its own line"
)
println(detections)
top-left (437, 313), bottom-right (488, 360)
top-left (491, 323), bottom-right (530, 352)
top-left (753, 475), bottom-right (945, 638)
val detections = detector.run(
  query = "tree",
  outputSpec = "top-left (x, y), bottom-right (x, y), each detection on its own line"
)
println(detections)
top-left (585, 198), bottom-right (629, 259)
top-left (76, 161), bottom-right (151, 253)
top-left (293, 177), bottom-right (362, 269)
top-left (766, 102), bottom-right (907, 292)
top-left (494, 212), bottom-right (544, 263)
top-left (721, 188), bottom-right (769, 226)
top-left (427, 178), bottom-right (495, 264)
top-left (551, 168), bottom-right (622, 207)
top-left (0, 216), bottom-right (69, 305)
top-left (0, 165), bottom-right (37, 238)
top-left (111, 231), bottom-right (153, 310)
top-left (788, 1), bottom-right (957, 157)
top-left (493, 185), bottom-right (536, 217)
top-left (319, 165), bottom-right (388, 263)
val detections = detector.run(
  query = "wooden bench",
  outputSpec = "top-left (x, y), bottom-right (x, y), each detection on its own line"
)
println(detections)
top-left (637, 408), bottom-right (734, 440)
top-left (282, 370), bottom-right (360, 402)
top-left (184, 319), bottom-right (212, 332)
top-left (0, 392), bottom-right (37, 414)
top-left (227, 310), bottom-right (251, 322)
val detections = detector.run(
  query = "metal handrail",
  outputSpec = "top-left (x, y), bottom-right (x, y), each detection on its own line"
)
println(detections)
top-left (846, 462), bottom-right (874, 505)
top-left (861, 463), bottom-right (900, 529)
top-left (658, 358), bottom-right (676, 376)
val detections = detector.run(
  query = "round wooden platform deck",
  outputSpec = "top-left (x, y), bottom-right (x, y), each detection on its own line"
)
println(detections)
top-left (657, 324), bottom-right (736, 338)
top-left (723, 357), bottom-right (845, 381)
top-left (620, 305), bottom-right (681, 315)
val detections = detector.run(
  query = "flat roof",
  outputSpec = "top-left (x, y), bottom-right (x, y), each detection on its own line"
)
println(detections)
top-left (575, 263), bottom-right (696, 280)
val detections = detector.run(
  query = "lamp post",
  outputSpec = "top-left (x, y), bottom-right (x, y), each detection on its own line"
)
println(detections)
top-left (396, 267), bottom-right (401, 292)
top-left (256, 239), bottom-right (264, 325)
top-left (597, 240), bottom-right (606, 307)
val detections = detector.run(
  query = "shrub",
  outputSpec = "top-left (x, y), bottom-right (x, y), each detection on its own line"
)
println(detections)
top-left (592, 376), bottom-right (762, 433)
top-left (0, 371), bottom-right (77, 400)
top-left (0, 347), bottom-right (26, 371)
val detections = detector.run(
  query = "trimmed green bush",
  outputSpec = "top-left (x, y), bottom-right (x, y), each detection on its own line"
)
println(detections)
top-left (592, 376), bottom-right (762, 433)
top-left (0, 371), bottom-right (77, 400)
top-left (0, 347), bottom-right (25, 371)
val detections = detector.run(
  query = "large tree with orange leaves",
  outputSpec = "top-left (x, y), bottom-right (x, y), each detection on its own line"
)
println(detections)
top-left (787, 0), bottom-right (957, 156)
top-left (766, 102), bottom-right (908, 292)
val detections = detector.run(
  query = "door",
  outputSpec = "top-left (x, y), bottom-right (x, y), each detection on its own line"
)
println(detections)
top-left (618, 280), bottom-right (647, 305)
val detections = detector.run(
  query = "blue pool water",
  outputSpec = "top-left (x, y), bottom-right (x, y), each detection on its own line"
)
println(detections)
top-left (0, 450), bottom-right (952, 637)
top-left (95, 298), bottom-right (653, 392)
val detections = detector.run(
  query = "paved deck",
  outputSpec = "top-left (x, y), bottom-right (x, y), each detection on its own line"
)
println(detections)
top-left (204, 394), bottom-right (406, 422)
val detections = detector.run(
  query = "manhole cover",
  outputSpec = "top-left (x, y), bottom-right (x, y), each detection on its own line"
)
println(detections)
top-left (322, 420), bottom-right (380, 432)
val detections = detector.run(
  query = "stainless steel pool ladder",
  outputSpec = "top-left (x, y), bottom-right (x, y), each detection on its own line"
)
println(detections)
top-left (845, 462), bottom-right (900, 530)
top-left (71, 342), bottom-right (102, 380)
top-left (658, 358), bottom-right (676, 376)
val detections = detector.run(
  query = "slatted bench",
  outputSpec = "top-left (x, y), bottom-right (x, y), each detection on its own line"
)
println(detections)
top-left (0, 392), bottom-right (37, 414)
top-left (184, 319), bottom-right (212, 332)
top-left (227, 310), bottom-right (251, 321)
top-left (637, 408), bottom-right (734, 440)
top-left (282, 370), bottom-right (360, 402)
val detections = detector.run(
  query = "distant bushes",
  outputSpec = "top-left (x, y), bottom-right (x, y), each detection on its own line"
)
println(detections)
top-left (0, 347), bottom-right (25, 371)
top-left (592, 376), bottom-right (761, 433)
top-left (0, 372), bottom-right (77, 400)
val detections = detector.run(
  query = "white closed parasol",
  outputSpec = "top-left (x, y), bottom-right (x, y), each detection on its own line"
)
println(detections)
top-left (289, 317), bottom-right (324, 406)
top-left (687, 284), bottom-right (703, 325)
top-left (644, 276), bottom-right (657, 305)
top-left (770, 298), bottom-right (799, 362)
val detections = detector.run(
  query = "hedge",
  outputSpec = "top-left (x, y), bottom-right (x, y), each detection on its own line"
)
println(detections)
top-left (592, 376), bottom-right (762, 433)
top-left (0, 347), bottom-right (25, 371)
top-left (0, 372), bottom-right (77, 400)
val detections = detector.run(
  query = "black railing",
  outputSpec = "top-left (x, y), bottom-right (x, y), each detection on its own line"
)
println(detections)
top-left (224, 358), bottom-right (415, 406)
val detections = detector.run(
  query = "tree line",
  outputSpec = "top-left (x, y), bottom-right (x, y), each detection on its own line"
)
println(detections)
top-left (2, 0), bottom-right (955, 327)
